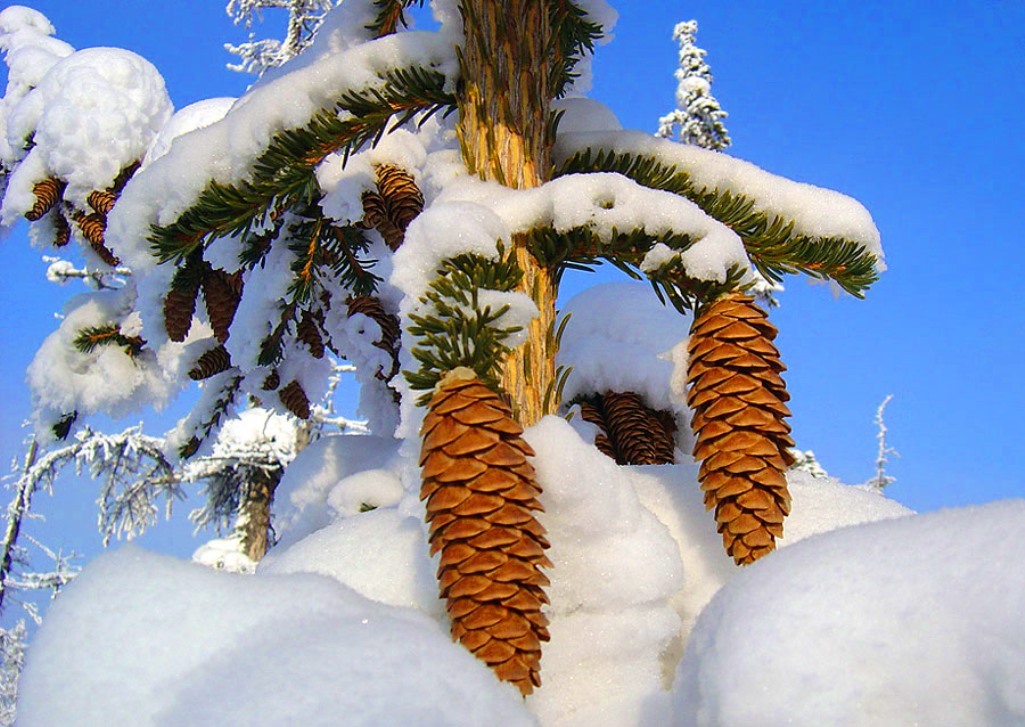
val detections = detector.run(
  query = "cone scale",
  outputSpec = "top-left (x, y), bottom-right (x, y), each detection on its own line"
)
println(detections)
top-left (687, 292), bottom-right (795, 565)
top-left (419, 369), bottom-right (551, 695)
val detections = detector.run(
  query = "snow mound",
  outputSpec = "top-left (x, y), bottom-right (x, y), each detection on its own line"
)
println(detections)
top-left (17, 547), bottom-right (534, 727)
top-left (673, 499), bottom-right (1025, 726)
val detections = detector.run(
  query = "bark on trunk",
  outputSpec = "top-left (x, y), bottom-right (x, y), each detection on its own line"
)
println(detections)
top-left (239, 467), bottom-right (281, 562)
top-left (456, 0), bottom-right (557, 426)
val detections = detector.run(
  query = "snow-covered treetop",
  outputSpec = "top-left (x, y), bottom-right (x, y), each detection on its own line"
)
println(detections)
top-left (656, 20), bottom-right (731, 151)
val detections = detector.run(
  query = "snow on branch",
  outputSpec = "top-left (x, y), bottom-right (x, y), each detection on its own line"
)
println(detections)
top-left (224, 0), bottom-right (336, 76)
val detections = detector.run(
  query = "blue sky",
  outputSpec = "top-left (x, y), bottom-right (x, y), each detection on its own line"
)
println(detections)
top-left (1, 0), bottom-right (1023, 574)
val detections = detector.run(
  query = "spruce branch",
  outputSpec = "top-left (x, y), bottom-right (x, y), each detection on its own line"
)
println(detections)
top-left (149, 63), bottom-right (454, 263)
top-left (528, 223), bottom-right (743, 312)
top-left (556, 149), bottom-right (880, 296)
top-left (405, 253), bottom-right (525, 399)
top-left (548, 1), bottom-right (604, 98)
top-left (367, 0), bottom-right (424, 37)
top-left (72, 324), bottom-right (146, 358)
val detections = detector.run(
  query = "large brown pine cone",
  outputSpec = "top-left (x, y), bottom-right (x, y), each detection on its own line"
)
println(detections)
top-left (419, 368), bottom-right (551, 696)
top-left (296, 309), bottom-right (326, 359)
top-left (52, 212), bottom-right (71, 247)
top-left (26, 178), bottom-right (65, 221)
top-left (687, 292), bottom-right (795, 565)
top-left (72, 211), bottom-right (119, 266)
top-left (576, 393), bottom-right (676, 465)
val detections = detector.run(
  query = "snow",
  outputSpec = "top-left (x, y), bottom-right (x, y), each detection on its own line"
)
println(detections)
top-left (26, 289), bottom-right (184, 438)
top-left (2, 47), bottom-right (172, 218)
top-left (674, 500), bottom-right (1025, 726)
top-left (555, 131), bottom-right (884, 265)
top-left (558, 281), bottom-right (691, 415)
top-left (17, 547), bottom-right (534, 726)
top-left (18, 411), bottom-right (939, 726)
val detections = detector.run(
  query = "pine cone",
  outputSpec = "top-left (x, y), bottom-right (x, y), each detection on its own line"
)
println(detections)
top-left (687, 292), bottom-right (795, 565)
top-left (347, 295), bottom-right (401, 382)
top-left (576, 393), bottom-right (676, 465)
top-left (576, 398), bottom-right (616, 460)
top-left (188, 345), bottom-right (232, 380)
top-left (279, 379), bottom-right (311, 419)
top-left (602, 391), bottom-right (677, 465)
top-left (360, 190), bottom-right (387, 229)
top-left (164, 261), bottom-right (204, 342)
top-left (262, 369), bottom-right (281, 391)
top-left (87, 190), bottom-right (118, 216)
top-left (26, 178), bottom-right (64, 221)
top-left (202, 268), bottom-right (242, 344)
top-left (375, 165), bottom-right (424, 232)
top-left (296, 309), bottom-right (325, 359)
top-left (419, 368), bottom-right (551, 696)
top-left (71, 210), bottom-right (105, 247)
top-left (52, 212), bottom-right (71, 247)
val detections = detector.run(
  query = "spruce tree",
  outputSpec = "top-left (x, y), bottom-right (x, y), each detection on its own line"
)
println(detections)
top-left (1, 2), bottom-right (883, 695)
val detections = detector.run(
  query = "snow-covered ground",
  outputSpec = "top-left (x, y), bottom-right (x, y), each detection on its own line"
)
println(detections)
top-left (18, 427), bottom-right (1024, 725)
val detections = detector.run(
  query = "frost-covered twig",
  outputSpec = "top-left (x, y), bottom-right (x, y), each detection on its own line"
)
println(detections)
top-left (866, 395), bottom-right (898, 492)
top-left (43, 256), bottom-right (131, 290)
top-left (224, 0), bottom-right (336, 76)
top-left (0, 621), bottom-right (27, 726)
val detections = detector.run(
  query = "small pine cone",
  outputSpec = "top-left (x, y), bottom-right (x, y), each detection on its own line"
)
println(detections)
top-left (687, 292), bottom-right (795, 566)
top-left (375, 165), bottom-right (424, 232)
top-left (360, 190), bottom-right (387, 229)
top-left (602, 391), bottom-right (677, 465)
top-left (296, 309), bottom-right (325, 359)
top-left (279, 379), bottom-right (311, 419)
top-left (262, 369), bottom-right (281, 391)
top-left (72, 210), bottom-right (106, 247)
top-left (164, 264), bottom-right (203, 342)
top-left (576, 398), bottom-right (616, 461)
top-left (52, 212), bottom-right (71, 247)
top-left (111, 161), bottom-right (140, 193)
top-left (419, 368), bottom-right (551, 696)
top-left (346, 295), bottom-right (401, 381)
top-left (87, 190), bottom-right (118, 215)
top-left (188, 345), bottom-right (232, 380)
top-left (26, 178), bottom-right (64, 221)
top-left (202, 268), bottom-right (242, 344)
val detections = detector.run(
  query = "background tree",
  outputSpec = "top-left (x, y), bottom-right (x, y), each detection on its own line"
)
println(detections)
top-left (225, 0), bottom-right (337, 76)
top-left (656, 20), bottom-right (731, 151)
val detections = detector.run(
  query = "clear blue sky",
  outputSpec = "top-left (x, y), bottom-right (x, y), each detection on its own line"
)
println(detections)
top-left (1, 0), bottom-right (1023, 575)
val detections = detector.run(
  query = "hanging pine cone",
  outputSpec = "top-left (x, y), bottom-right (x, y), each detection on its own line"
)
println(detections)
top-left (296, 309), bottom-right (326, 359)
top-left (375, 164), bottom-right (424, 232)
top-left (71, 210), bottom-right (119, 266)
top-left (188, 345), bottom-right (232, 380)
top-left (111, 161), bottom-right (140, 193)
top-left (602, 391), bottom-right (677, 465)
top-left (576, 398), bottom-right (617, 461)
top-left (26, 178), bottom-right (65, 221)
top-left (360, 190), bottom-right (388, 229)
top-left (87, 189), bottom-right (118, 216)
top-left (575, 393), bottom-right (676, 465)
top-left (262, 369), bottom-right (281, 391)
top-left (687, 292), bottom-right (795, 565)
top-left (346, 295), bottom-right (401, 382)
top-left (202, 268), bottom-right (242, 344)
top-left (164, 261), bottom-right (204, 342)
top-left (419, 368), bottom-right (551, 696)
top-left (52, 212), bottom-right (71, 247)
top-left (279, 379), bottom-right (311, 419)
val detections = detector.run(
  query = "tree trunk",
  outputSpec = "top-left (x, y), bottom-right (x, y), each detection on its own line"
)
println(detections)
top-left (456, 0), bottom-right (557, 426)
top-left (238, 467), bottom-right (281, 562)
